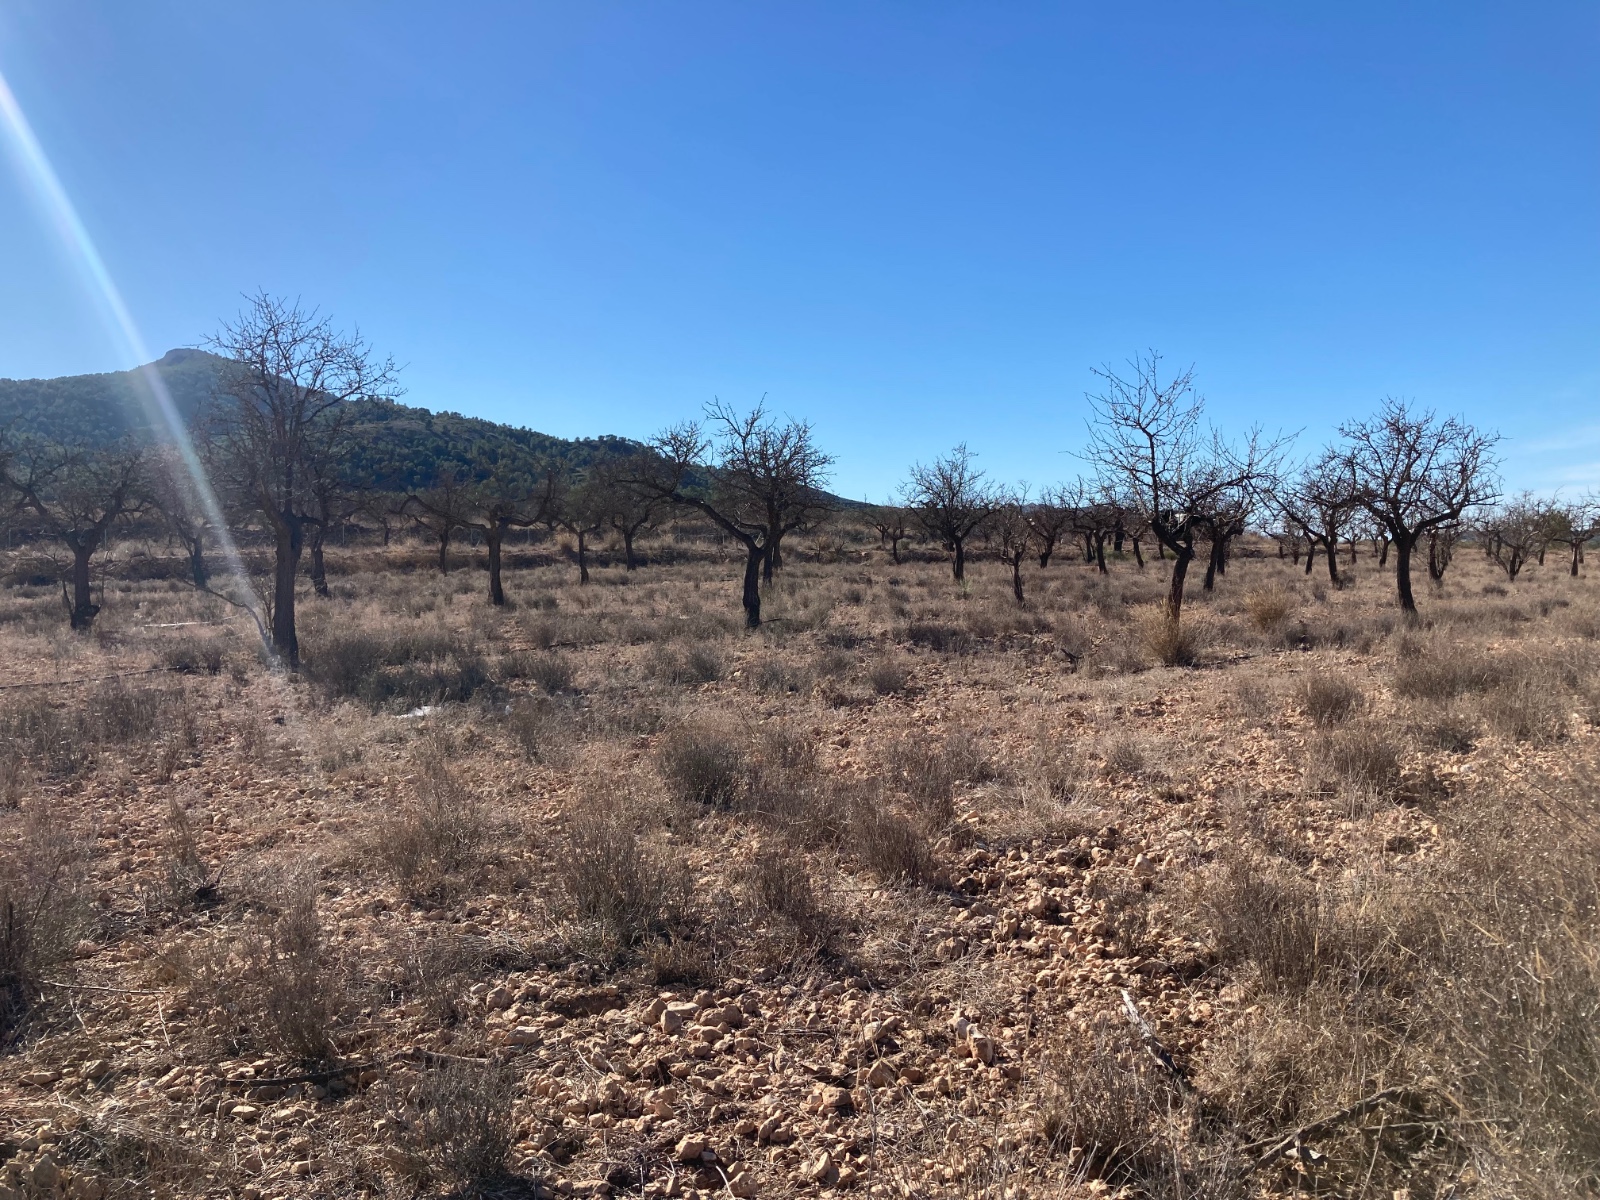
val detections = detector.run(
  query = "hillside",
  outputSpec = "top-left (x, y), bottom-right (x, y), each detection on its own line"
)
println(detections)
top-left (0, 350), bottom-right (643, 490)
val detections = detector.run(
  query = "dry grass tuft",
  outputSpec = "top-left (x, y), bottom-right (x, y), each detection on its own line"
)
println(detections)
top-left (555, 794), bottom-right (688, 955)
top-left (657, 722), bottom-right (746, 808)
top-left (1243, 584), bottom-right (1293, 630)
top-left (1134, 604), bottom-right (1202, 667)
top-left (0, 809), bottom-right (88, 1036)
top-left (1301, 674), bottom-right (1364, 726)
top-left (411, 1058), bottom-right (516, 1186)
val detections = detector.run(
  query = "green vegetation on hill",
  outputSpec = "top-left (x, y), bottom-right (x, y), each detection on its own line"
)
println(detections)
top-left (0, 349), bottom-right (644, 491)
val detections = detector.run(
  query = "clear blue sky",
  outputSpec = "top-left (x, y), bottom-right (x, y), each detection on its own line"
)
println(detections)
top-left (1, 2), bottom-right (1595, 499)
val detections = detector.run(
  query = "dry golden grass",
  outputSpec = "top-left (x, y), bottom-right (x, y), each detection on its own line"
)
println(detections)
top-left (0, 522), bottom-right (1595, 1197)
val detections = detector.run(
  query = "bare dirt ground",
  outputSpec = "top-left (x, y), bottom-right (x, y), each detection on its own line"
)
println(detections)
top-left (0, 528), bottom-right (1596, 1200)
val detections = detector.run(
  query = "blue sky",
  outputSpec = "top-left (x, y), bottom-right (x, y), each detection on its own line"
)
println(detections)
top-left (0, 2), bottom-right (1595, 499)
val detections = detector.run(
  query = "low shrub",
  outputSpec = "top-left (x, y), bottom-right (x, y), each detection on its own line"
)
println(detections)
top-left (300, 626), bottom-right (488, 709)
top-left (906, 621), bottom-right (972, 655)
top-left (1301, 674), bottom-right (1364, 726)
top-left (556, 799), bottom-right (687, 953)
top-left (0, 809), bottom-right (88, 1035)
top-left (1479, 682), bottom-right (1568, 744)
top-left (513, 651), bottom-right (576, 695)
top-left (850, 795), bottom-right (935, 884)
top-left (1134, 605), bottom-right (1201, 667)
top-left (1320, 724), bottom-right (1402, 797)
top-left (739, 846), bottom-right (827, 941)
top-left (1243, 585), bottom-right (1293, 631)
top-left (413, 1058), bottom-right (516, 1186)
top-left (657, 723), bottom-right (746, 808)
top-left (374, 756), bottom-right (489, 900)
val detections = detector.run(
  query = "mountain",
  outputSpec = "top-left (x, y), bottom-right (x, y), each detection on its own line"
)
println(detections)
top-left (0, 349), bottom-right (644, 490)
top-left (0, 348), bottom-right (224, 446)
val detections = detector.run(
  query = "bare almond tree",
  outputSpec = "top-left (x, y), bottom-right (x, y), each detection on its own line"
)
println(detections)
top-left (901, 444), bottom-right (998, 581)
top-left (868, 504), bottom-right (913, 565)
top-left (1544, 496), bottom-right (1598, 578)
top-left (1339, 399), bottom-right (1499, 616)
top-left (1476, 493), bottom-right (1547, 582)
top-left (1087, 352), bottom-right (1279, 619)
top-left (1272, 449), bottom-right (1360, 586)
top-left (632, 404), bottom-right (834, 627)
top-left (407, 470), bottom-right (474, 575)
top-left (209, 293), bottom-right (399, 666)
top-left (990, 490), bottom-right (1033, 605)
top-left (147, 445), bottom-right (212, 589)
top-left (1, 440), bottom-right (146, 631)
top-left (590, 454), bottom-right (660, 571)
top-left (545, 464), bottom-right (612, 584)
top-left (1024, 484), bottom-right (1078, 568)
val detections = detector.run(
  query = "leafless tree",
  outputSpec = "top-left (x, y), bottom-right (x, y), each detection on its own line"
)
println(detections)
top-left (632, 404), bottom-right (834, 627)
top-left (408, 470), bottom-right (474, 574)
top-left (1427, 524), bottom-right (1461, 582)
top-left (208, 293), bottom-right (399, 666)
top-left (455, 452), bottom-right (547, 606)
top-left (901, 444), bottom-right (999, 581)
top-left (1338, 399), bottom-right (1499, 616)
top-left (545, 465), bottom-right (611, 584)
top-left (589, 454), bottom-right (660, 571)
top-left (146, 446), bottom-right (213, 590)
top-left (1086, 352), bottom-right (1280, 619)
top-left (990, 491), bottom-right (1033, 605)
top-left (1024, 484), bottom-right (1077, 568)
top-left (1, 440), bottom-right (146, 631)
top-left (1543, 496), bottom-right (1598, 578)
top-left (1273, 450), bottom-right (1360, 586)
top-left (868, 504), bottom-right (913, 565)
top-left (1476, 493), bottom-right (1547, 582)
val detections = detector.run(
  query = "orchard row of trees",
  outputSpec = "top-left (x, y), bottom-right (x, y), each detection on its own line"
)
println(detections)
top-left (894, 352), bottom-right (1546, 625)
top-left (0, 298), bottom-right (1582, 669)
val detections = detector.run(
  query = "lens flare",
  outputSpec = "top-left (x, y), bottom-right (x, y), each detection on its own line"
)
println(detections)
top-left (0, 66), bottom-right (268, 650)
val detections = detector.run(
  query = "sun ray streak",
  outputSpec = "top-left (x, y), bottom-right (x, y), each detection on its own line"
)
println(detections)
top-left (0, 67), bottom-right (271, 653)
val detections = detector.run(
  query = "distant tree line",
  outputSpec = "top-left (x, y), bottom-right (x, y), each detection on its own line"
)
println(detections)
top-left (0, 299), bottom-right (1587, 667)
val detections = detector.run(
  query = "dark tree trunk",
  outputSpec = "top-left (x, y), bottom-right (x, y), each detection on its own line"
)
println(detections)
top-left (1114, 529), bottom-right (1125, 553)
top-left (1573, 542), bottom-right (1582, 577)
top-left (1378, 538), bottom-right (1390, 568)
top-left (577, 529), bottom-right (590, 584)
top-left (487, 526), bottom-right (506, 606)
top-left (1132, 537), bottom-right (1144, 567)
top-left (953, 538), bottom-right (967, 581)
top-left (890, 536), bottom-right (903, 565)
top-left (185, 533), bottom-right (209, 590)
top-left (1037, 538), bottom-right (1053, 569)
top-left (1395, 532), bottom-right (1418, 616)
top-left (1156, 539), bottom-right (1165, 560)
top-left (438, 528), bottom-right (450, 574)
top-left (742, 542), bottom-right (763, 627)
top-left (67, 538), bottom-right (100, 632)
top-left (1325, 539), bottom-right (1341, 585)
top-left (272, 517), bottom-right (303, 666)
top-left (1167, 547), bottom-right (1192, 615)
top-left (623, 528), bottom-right (638, 571)
top-left (1202, 537), bottom-right (1224, 592)
top-left (1094, 532), bottom-right (1108, 575)
top-left (1010, 557), bottom-right (1025, 605)
top-left (309, 527), bottom-right (330, 597)
top-left (1304, 541), bottom-right (1315, 574)
top-left (1082, 534), bottom-right (1094, 564)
